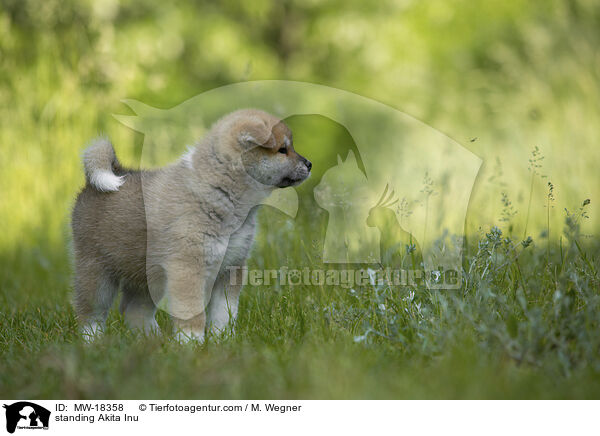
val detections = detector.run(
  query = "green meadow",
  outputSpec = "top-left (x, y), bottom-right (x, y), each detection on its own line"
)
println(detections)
top-left (1, 0), bottom-right (600, 398)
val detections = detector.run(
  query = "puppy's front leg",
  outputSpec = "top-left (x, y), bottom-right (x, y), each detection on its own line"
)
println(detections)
top-left (206, 270), bottom-right (243, 335)
top-left (165, 261), bottom-right (209, 343)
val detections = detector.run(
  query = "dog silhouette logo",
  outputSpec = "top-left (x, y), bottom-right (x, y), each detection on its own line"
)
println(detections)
top-left (3, 402), bottom-right (50, 433)
top-left (116, 80), bottom-right (482, 290)
top-left (314, 150), bottom-right (380, 263)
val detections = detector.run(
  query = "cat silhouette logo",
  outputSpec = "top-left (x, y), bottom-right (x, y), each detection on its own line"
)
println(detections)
top-left (3, 402), bottom-right (50, 433)
top-left (115, 80), bottom-right (481, 290)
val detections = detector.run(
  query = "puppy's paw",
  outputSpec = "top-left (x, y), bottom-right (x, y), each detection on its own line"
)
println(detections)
top-left (174, 329), bottom-right (205, 344)
top-left (143, 319), bottom-right (161, 335)
top-left (171, 313), bottom-right (206, 344)
top-left (81, 321), bottom-right (103, 343)
top-left (126, 317), bottom-right (161, 336)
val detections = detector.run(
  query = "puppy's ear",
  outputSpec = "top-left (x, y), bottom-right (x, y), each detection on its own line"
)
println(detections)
top-left (237, 119), bottom-right (276, 149)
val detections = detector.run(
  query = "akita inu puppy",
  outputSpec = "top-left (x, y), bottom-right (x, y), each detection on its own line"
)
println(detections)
top-left (71, 109), bottom-right (311, 341)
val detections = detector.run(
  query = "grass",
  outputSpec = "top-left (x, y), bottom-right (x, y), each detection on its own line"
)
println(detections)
top-left (1, 195), bottom-right (599, 399)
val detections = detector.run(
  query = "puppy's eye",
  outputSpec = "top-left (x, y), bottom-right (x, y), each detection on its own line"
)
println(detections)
top-left (278, 147), bottom-right (287, 154)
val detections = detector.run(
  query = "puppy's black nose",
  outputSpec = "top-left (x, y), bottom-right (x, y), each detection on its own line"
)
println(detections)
top-left (305, 159), bottom-right (312, 171)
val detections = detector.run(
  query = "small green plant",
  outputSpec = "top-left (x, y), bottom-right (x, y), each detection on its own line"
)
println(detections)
top-left (523, 146), bottom-right (545, 239)
top-left (500, 191), bottom-right (518, 235)
top-left (545, 181), bottom-right (555, 264)
top-left (420, 171), bottom-right (437, 248)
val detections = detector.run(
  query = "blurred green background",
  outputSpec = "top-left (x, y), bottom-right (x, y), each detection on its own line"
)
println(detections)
top-left (1, 0), bottom-right (599, 253)
top-left (1, 0), bottom-right (600, 399)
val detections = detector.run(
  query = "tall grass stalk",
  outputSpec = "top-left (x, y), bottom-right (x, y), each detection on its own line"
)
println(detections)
top-left (523, 146), bottom-right (544, 239)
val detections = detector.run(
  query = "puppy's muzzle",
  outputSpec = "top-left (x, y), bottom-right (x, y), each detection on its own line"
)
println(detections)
top-left (278, 157), bottom-right (312, 188)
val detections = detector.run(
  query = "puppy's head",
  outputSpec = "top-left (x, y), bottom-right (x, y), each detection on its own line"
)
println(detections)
top-left (221, 109), bottom-right (312, 188)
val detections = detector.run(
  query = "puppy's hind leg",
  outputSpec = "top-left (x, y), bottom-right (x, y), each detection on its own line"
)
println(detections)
top-left (73, 261), bottom-right (118, 341)
top-left (119, 284), bottom-right (159, 335)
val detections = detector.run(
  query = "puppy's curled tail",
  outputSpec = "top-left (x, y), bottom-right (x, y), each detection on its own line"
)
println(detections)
top-left (83, 138), bottom-right (125, 192)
